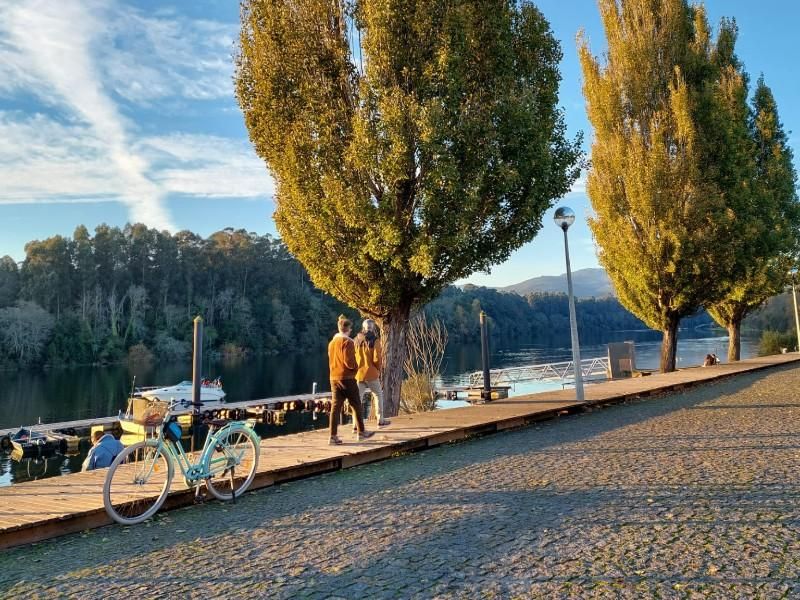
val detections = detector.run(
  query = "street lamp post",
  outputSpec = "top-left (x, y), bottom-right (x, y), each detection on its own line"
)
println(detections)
top-left (790, 269), bottom-right (800, 352)
top-left (554, 207), bottom-right (585, 402)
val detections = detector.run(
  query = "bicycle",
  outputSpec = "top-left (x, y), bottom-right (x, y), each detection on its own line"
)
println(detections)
top-left (103, 399), bottom-right (261, 525)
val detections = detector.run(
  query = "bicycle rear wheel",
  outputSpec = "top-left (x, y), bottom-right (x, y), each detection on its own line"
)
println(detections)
top-left (204, 426), bottom-right (259, 501)
top-left (103, 439), bottom-right (174, 525)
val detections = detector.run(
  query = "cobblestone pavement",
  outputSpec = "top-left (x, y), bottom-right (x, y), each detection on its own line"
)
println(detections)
top-left (3, 366), bottom-right (800, 599)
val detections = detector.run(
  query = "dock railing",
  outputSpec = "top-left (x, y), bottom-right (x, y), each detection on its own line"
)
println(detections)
top-left (467, 356), bottom-right (611, 388)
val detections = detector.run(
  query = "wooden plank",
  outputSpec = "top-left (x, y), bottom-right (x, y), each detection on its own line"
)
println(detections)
top-left (495, 416), bottom-right (527, 431)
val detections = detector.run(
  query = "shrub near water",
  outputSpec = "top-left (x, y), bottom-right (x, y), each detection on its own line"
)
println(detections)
top-left (758, 330), bottom-right (796, 356)
top-left (127, 343), bottom-right (154, 364)
top-left (220, 343), bottom-right (248, 358)
top-left (401, 373), bottom-right (438, 414)
top-left (401, 316), bottom-right (448, 414)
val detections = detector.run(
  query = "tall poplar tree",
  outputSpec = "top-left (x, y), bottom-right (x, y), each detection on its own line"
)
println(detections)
top-left (708, 78), bottom-right (800, 360)
top-left (579, 0), bottom-right (752, 372)
top-left (236, 0), bottom-right (581, 413)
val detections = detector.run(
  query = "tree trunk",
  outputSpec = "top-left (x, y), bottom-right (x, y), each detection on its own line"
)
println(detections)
top-left (660, 316), bottom-right (679, 373)
top-left (727, 320), bottom-right (741, 362)
top-left (380, 306), bottom-right (411, 417)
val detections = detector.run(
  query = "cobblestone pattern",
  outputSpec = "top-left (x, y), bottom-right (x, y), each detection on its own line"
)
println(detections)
top-left (3, 365), bottom-right (800, 599)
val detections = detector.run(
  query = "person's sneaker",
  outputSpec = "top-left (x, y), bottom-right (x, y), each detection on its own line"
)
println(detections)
top-left (356, 430), bottom-right (375, 441)
top-left (377, 420), bottom-right (391, 427)
top-left (329, 436), bottom-right (343, 445)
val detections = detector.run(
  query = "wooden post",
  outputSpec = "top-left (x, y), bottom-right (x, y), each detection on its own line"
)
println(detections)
top-left (480, 311), bottom-right (491, 401)
top-left (191, 316), bottom-right (203, 452)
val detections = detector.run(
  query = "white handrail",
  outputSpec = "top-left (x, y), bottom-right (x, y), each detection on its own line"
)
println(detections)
top-left (467, 356), bottom-right (610, 387)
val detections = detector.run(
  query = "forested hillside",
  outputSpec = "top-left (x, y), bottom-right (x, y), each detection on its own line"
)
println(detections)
top-left (741, 292), bottom-right (796, 334)
top-left (0, 223), bottom-right (723, 370)
top-left (0, 224), bottom-right (347, 367)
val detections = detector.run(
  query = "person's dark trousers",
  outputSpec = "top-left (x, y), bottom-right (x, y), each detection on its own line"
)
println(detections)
top-left (330, 379), bottom-right (365, 437)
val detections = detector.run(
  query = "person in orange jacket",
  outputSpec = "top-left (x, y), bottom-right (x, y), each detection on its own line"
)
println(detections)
top-left (328, 315), bottom-right (374, 445)
top-left (355, 319), bottom-right (390, 427)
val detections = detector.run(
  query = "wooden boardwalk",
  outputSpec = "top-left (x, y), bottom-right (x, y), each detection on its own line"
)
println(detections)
top-left (1, 353), bottom-right (798, 550)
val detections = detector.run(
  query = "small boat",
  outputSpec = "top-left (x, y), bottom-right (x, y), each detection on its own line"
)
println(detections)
top-left (134, 378), bottom-right (226, 404)
top-left (8, 427), bottom-right (79, 457)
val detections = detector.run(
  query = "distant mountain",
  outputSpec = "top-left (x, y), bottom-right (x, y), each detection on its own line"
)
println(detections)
top-left (500, 268), bottom-right (614, 298)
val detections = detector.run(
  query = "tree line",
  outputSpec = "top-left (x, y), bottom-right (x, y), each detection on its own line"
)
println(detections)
top-left (425, 285), bottom-right (713, 344)
top-left (0, 219), bottom-right (779, 371)
top-left (0, 225), bottom-right (346, 368)
top-left (744, 293), bottom-right (796, 337)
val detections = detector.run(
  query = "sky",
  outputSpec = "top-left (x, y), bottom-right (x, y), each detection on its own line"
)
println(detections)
top-left (0, 0), bottom-right (798, 287)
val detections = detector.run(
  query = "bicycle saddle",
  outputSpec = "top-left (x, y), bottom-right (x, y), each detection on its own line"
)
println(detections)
top-left (202, 417), bottom-right (229, 428)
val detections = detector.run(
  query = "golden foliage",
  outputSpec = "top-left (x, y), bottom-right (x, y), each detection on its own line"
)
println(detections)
top-left (578, 0), bottom-right (782, 370)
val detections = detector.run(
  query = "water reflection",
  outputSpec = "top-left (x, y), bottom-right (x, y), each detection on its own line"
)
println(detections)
top-left (0, 352), bottom-right (330, 430)
top-left (0, 448), bottom-right (87, 486)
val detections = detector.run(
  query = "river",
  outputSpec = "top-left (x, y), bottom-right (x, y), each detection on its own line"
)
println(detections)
top-left (0, 329), bottom-right (758, 485)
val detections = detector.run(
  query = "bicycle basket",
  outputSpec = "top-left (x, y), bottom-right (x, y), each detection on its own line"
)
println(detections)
top-left (132, 397), bottom-right (170, 425)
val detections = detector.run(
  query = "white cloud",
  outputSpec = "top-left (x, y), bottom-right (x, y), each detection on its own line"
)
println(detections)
top-left (138, 134), bottom-right (275, 199)
top-left (0, 39), bottom-right (41, 97)
top-left (0, 1), bottom-right (237, 107)
top-left (0, 0), bottom-right (174, 229)
top-left (567, 171), bottom-right (587, 196)
top-left (102, 8), bottom-right (236, 104)
top-left (0, 112), bottom-right (273, 207)
top-left (0, 112), bottom-right (121, 202)
top-left (0, 0), bottom-right (263, 225)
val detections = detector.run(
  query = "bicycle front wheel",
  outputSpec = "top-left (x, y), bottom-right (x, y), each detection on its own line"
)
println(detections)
top-left (204, 426), bottom-right (259, 501)
top-left (103, 439), bottom-right (174, 525)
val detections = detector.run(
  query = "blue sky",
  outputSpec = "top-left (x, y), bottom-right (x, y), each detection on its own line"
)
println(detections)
top-left (0, 1), bottom-right (797, 287)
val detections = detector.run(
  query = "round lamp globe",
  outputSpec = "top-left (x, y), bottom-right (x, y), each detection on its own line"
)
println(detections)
top-left (554, 206), bottom-right (576, 231)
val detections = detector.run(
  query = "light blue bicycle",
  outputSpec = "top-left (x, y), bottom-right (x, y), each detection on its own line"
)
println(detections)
top-left (103, 399), bottom-right (260, 525)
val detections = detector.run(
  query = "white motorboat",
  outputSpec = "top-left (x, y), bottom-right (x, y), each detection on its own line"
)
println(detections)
top-left (135, 378), bottom-right (226, 404)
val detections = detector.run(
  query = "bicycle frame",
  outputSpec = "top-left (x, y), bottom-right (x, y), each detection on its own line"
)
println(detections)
top-left (150, 408), bottom-right (251, 485)
top-left (159, 435), bottom-right (205, 481)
